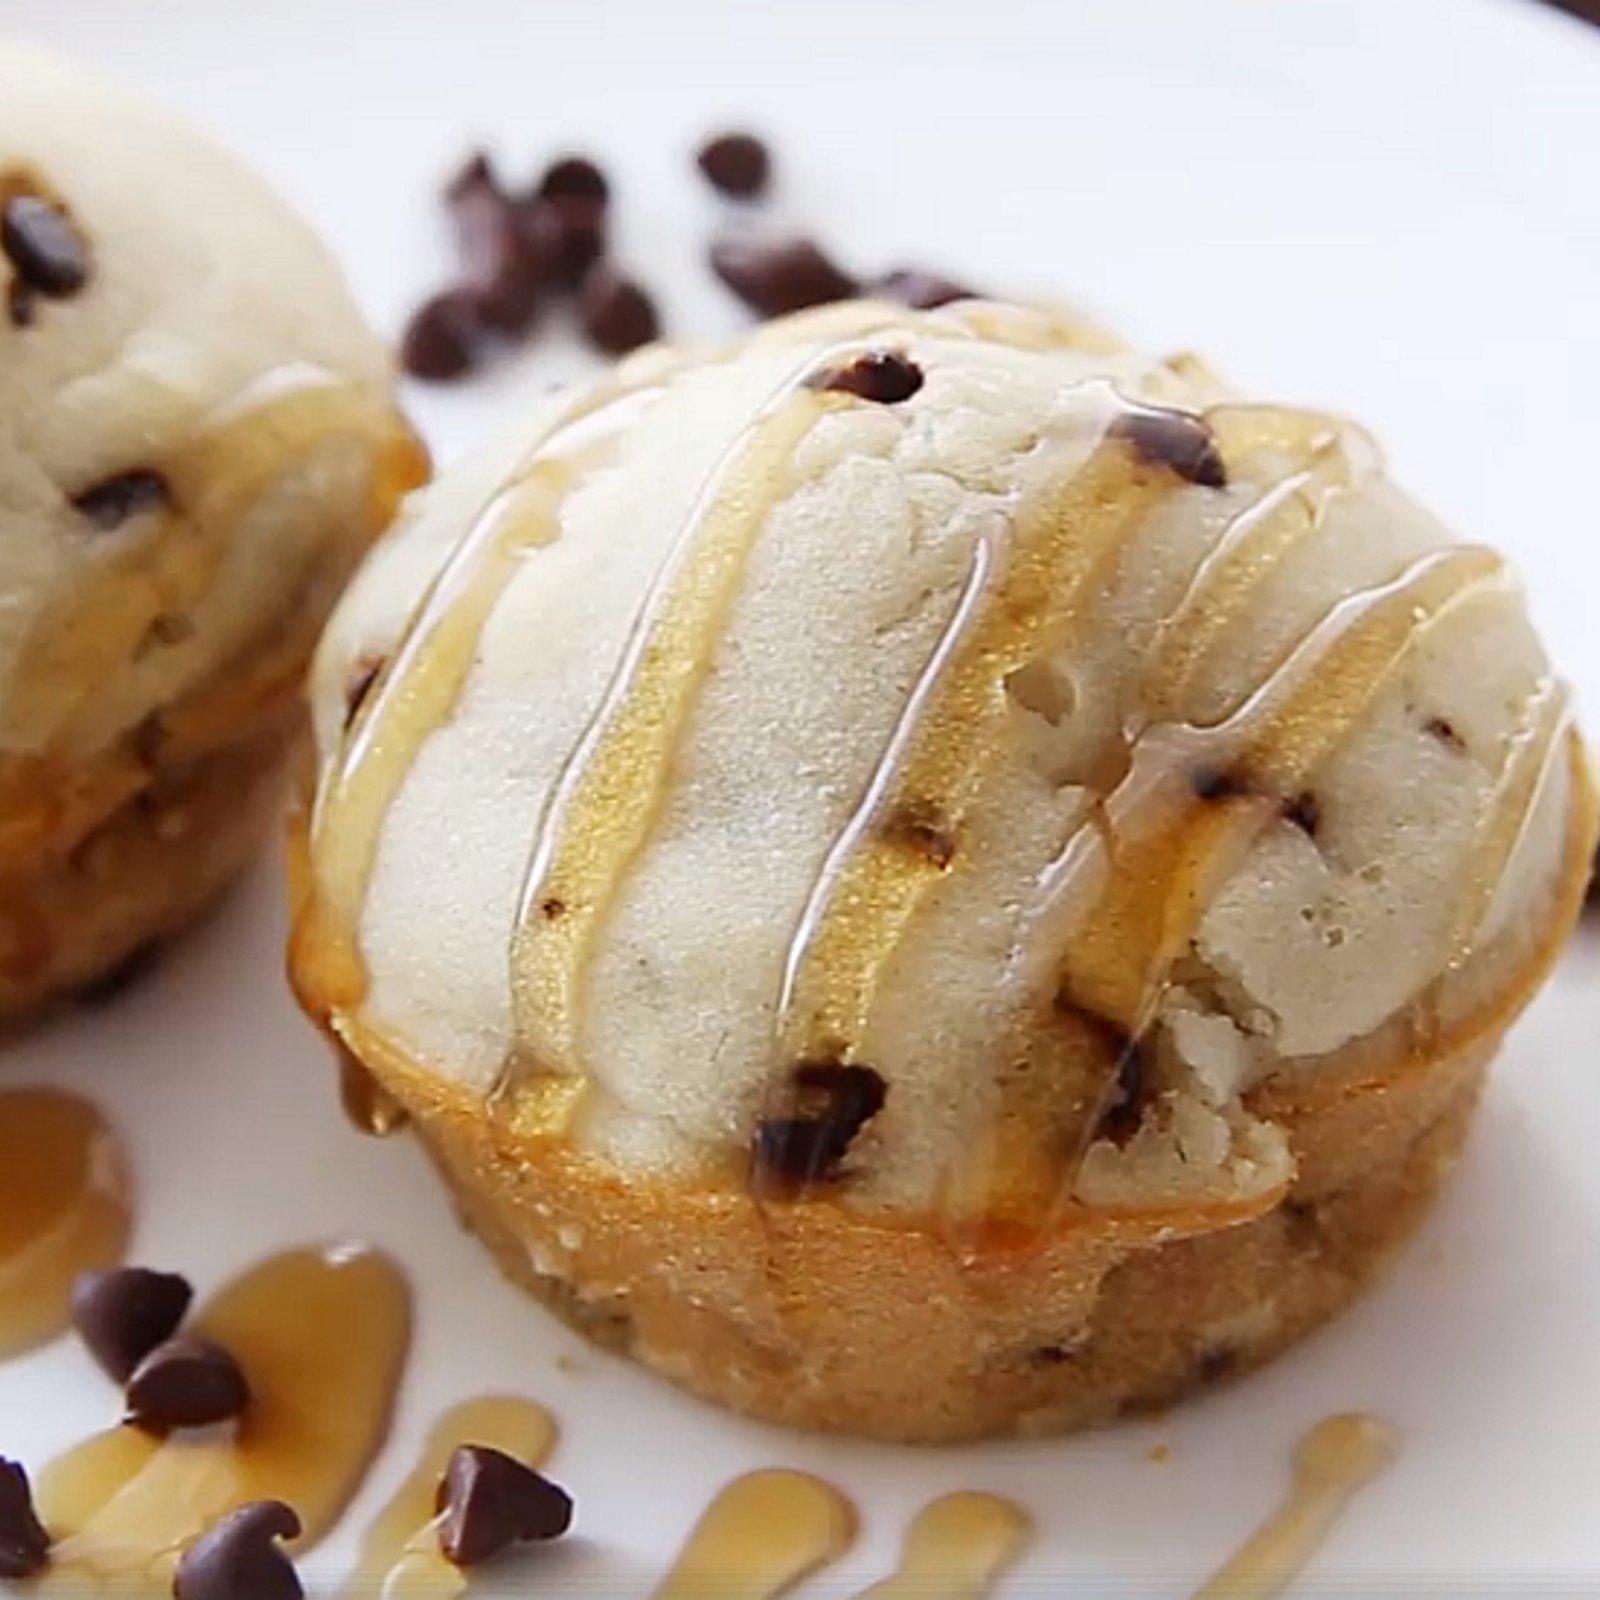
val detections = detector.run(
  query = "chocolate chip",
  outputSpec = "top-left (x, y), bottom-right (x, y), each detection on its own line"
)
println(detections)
top-left (2, 195), bottom-right (90, 302)
top-left (1028, 1344), bottom-right (1078, 1367)
top-left (125, 1336), bottom-right (250, 1431)
top-left (0, 1459), bottom-right (49, 1581)
top-left (72, 1267), bottom-right (193, 1382)
top-left (1110, 407), bottom-right (1228, 489)
top-left (696, 132), bottom-right (771, 199)
top-left (1096, 1037), bottom-right (1151, 1146)
top-left (710, 236), bottom-right (859, 319)
top-left (446, 158), bottom-right (543, 335)
top-left (522, 194), bottom-right (606, 288)
top-left (400, 290), bottom-right (479, 381)
top-left (535, 156), bottom-right (608, 205)
top-left (579, 266), bottom-right (660, 355)
top-left (1191, 765), bottom-right (1248, 802)
top-left (72, 469), bottom-right (171, 531)
top-left (174, 1501), bottom-right (303, 1600)
top-left (444, 149), bottom-right (497, 204)
top-left (871, 268), bottom-right (975, 310)
top-left (436, 1445), bottom-right (573, 1568)
top-left (540, 898), bottom-right (567, 920)
top-left (819, 350), bottom-right (924, 404)
top-left (750, 1060), bottom-right (887, 1194)
top-left (1282, 792), bottom-right (1321, 837)
top-left (880, 798), bottom-right (955, 867)
top-left (1424, 716), bottom-right (1465, 752)
top-left (343, 655), bottom-right (386, 729)
top-left (1196, 1346), bottom-right (1240, 1384)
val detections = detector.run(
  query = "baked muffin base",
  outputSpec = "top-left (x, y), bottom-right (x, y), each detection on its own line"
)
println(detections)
top-left (333, 1009), bottom-right (1489, 1443)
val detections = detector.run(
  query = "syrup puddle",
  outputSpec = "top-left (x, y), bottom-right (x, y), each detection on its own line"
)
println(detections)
top-left (854, 1492), bottom-right (1032, 1598)
top-left (36, 1243), bottom-right (410, 1588)
top-left (0, 1089), bottom-right (130, 1359)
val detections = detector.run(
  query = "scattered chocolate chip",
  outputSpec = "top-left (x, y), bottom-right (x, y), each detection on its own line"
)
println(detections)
top-left (540, 897), bottom-right (567, 920)
top-left (750, 1060), bottom-right (887, 1194)
top-left (535, 155), bottom-right (609, 205)
top-left (1196, 1346), bottom-right (1240, 1384)
top-left (696, 132), bottom-right (771, 199)
top-left (579, 266), bottom-right (660, 355)
top-left (522, 194), bottom-right (606, 288)
top-left (446, 160), bottom-right (543, 335)
top-left (1110, 407), bottom-right (1228, 489)
top-left (0, 1459), bottom-right (50, 1581)
top-left (400, 290), bottom-right (480, 381)
top-left (174, 1501), bottom-right (303, 1600)
top-left (1191, 765), bottom-right (1248, 802)
top-left (73, 939), bottom-right (166, 1006)
top-left (819, 349), bottom-right (924, 404)
top-left (72, 1267), bottom-right (194, 1382)
top-left (710, 235), bottom-right (859, 319)
top-left (2, 195), bottom-right (90, 303)
top-left (125, 1336), bottom-right (250, 1431)
top-left (1096, 1037), bottom-right (1151, 1146)
top-left (72, 469), bottom-right (171, 531)
top-left (872, 267), bottom-right (976, 310)
top-left (1282, 791), bottom-right (1321, 837)
top-left (436, 1445), bottom-right (573, 1568)
top-left (1423, 715), bottom-right (1466, 752)
top-left (1281, 1197), bottom-right (1323, 1245)
top-left (343, 655), bottom-right (386, 729)
top-left (880, 798), bottom-right (955, 867)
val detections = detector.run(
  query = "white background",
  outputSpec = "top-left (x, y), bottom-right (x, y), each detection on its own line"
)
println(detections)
top-left (3, 0), bottom-right (1600, 1591)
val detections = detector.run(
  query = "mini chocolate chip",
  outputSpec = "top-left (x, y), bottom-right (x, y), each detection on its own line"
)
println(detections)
top-left (1191, 765), bottom-right (1248, 802)
top-left (540, 897), bottom-right (567, 920)
top-left (444, 149), bottom-right (497, 204)
top-left (696, 132), bottom-right (771, 199)
top-left (871, 268), bottom-right (976, 310)
top-left (343, 655), bottom-right (386, 729)
top-left (751, 1060), bottom-right (888, 1194)
top-left (1028, 1344), bottom-right (1078, 1367)
top-left (436, 1445), bottom-right (574, 1568)
top-left (2, 195), bottom-right (90, 300)
top-left (819, 350), bottom-right (924, 404)
top-left (1282, 791), bottom-right (1321, 836)
top-left (447, 159), bottom-right (543, 335)
top-left (1096, 1037), bottom-right (1151, 1146)
top-left (579, 266), bottom-right (661, 355)
top-left (535, 156), bottom-right (608, 205)
top-left (522, 194), bottom-right (606, 288)
top-left (1424, 716), bottom-right (1466, 752)
top-left (174, 1501), bottom-right (303, 1600)
top-left (0, 1459), bottom-right (50, 1581)
top-left (880, 798), bottom-right (955, 867)
top-left (1110, 407), bottom-right (1228, 489)
top-left (72, 469), bottom-right (171, 531)
top-left (400, 290), bottom-right (479, 382)
top-left (1196, 1346), bottom-right (1240, 1384)
top-left (710, 236), bottom-right (859, 319)
top-left (125, 1336), bottom-right (250, 1431)
top-left (72, 1267), bottom-right (193, 1382)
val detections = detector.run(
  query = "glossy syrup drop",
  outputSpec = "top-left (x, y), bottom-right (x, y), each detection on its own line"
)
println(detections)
top-left (854, 1492), bottom-right (1032, 1599)
top-left (0, 1088), bottom-right (131, 1359)
top-left (36, 1243), bottom-right (410, 1588)
top-left (1192, 1413), bottom-right (1396, 1599)
top-left (653, 1470), bottom-right (856, 1600)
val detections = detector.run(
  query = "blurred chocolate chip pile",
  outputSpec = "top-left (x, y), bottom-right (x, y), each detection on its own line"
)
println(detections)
top-left (402, 129), bottom-right (976, 382)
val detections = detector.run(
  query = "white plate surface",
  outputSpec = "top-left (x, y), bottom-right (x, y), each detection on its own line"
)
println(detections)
top-left (3, 0), bottom-right (1600, 1592)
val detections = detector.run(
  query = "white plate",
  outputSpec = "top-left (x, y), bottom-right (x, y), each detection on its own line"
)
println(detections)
top-left (5, 0), bottom-right (1600, 1592)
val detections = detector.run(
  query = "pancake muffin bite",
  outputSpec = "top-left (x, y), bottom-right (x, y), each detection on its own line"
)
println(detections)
top-left (0, 43), bottom-right (424, 1018)
top-left (293, 299), bottom-right (1594, 1441)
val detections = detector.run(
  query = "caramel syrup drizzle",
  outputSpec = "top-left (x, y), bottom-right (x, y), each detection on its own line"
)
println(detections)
top-left (36, 1243), bottom-right (410, 1587)
top-left (342, 1395), bottom-right (556, 1598)
top-left (0, 1089), bottom-right (130, 1360)
top-left (775, 390), bottom-right (1181, 1059)
top-left (652, 1469), bottom-right (857, 1600)
top-left (853, 1492), bottom-right (1032, 1599)
top-left (1192, 1413), bottom-right (1396, 1599)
